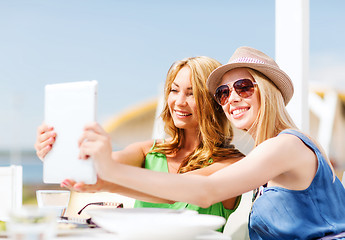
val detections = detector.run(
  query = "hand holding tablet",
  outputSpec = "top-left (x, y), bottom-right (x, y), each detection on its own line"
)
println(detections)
top-left (43, 80), bottom-right (98, 184)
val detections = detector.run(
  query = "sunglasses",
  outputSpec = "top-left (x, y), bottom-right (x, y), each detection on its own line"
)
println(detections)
top-left (77, 202), bottom-right (123, 215)
top-left (214, 79), bottom-right (257, 106)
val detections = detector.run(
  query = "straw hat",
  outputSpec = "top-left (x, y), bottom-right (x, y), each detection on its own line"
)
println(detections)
top-left (207, 46), bottom-right (294, 105)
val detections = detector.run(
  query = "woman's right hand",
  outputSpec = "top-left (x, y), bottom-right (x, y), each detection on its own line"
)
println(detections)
top-left (61, 176), bottom-right (109, 193)
top-left (34, 123), bottom-right (56, 161)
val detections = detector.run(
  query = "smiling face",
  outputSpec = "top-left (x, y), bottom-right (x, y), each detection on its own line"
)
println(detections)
top-left (219, 68), bottom-right (260, 131)
top-left (167, 66), bottom-right (198, 131)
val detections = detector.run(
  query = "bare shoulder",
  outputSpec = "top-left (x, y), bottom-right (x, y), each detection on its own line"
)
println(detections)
top-left (278, 132), bottom-right (317, 163)
top-left (275, 132), bottom-right (312, 155)
top-left (124, 139), bottom-right (156, 154)
top-left (216, 156), bottom-right (244, 166)
top-left (113, 139), bottom-right (156, 166)
top-left (128, 138), bottom-right (170, 154)
top-left (251, 132), bottom-right (314, 170)
top-left (256, 132), bottom-right (306, 155)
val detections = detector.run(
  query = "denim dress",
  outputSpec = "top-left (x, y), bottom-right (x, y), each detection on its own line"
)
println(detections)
top-left (249, 129), bottom-right (345, 240)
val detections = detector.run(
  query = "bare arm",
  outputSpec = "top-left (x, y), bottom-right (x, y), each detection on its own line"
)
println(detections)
top-left (65, 131), bottom-right (177, 203)
top-left (63, 158), bottom-right (242, 206)
top-left (182, 158), bottom-right (242, 209)
top-left (70, 123), bottom-right (243, 207)
top-left (61, 177), bottom-right (177, 203)
top-left (73, 122), bottom-right (245, 208)
top-left (35, 122), bottom-right (174, 203)
top-left (89, 132), bottom-right (315, 208)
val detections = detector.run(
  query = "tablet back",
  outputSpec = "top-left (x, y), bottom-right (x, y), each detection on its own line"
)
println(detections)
top-left (44, 80), bottom-right (98, 184)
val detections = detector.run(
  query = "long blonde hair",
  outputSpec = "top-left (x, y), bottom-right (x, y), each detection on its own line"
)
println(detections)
top-left (247, 68), bottom-right (335, 175)
top-left (247, 69), bottom-right (297, 146)
top-left (152, 56), bottom-right (244, 173)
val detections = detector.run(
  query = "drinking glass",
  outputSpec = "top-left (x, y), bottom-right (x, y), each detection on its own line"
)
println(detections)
top-left (7, 206), bottom-right (56, 240)
top-left (36, 190), bottom-right (71, 217)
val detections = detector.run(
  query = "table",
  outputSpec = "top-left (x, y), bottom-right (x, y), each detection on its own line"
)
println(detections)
top-left (0, 226), bottom-right (231, 240)
top-left (54, 227), bottom-right (232, 240)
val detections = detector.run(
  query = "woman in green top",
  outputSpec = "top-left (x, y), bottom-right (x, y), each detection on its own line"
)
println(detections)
top-left (35, 56), bottom-right (244, 231)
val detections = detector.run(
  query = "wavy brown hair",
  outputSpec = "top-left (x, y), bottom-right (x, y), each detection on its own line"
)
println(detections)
top-left (151, 56), bottom-right (244, 173)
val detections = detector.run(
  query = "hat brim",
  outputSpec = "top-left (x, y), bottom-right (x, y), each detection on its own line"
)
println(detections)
top-left (206, 62), bottom-right (294, 105)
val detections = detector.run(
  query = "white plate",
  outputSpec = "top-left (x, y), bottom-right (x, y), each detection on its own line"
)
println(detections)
top-left (86, 208), bottom-right (225, 240)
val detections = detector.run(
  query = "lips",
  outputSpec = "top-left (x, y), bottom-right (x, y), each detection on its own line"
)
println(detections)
top-left (174, 110), bottom-right (192, 117)
top-left (230, 107), bottom-right (249, 118)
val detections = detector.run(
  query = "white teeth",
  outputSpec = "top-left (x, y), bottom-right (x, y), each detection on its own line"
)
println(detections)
top-left (232, 108), bottom-right (247, 115)
top-left (176, 111), bottom-right (190, 116)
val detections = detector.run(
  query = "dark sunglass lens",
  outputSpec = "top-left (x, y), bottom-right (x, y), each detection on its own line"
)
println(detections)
top-left (215, 85), bottom-right (230, 105)
top-left (234, 79), bottom-right (255, 98)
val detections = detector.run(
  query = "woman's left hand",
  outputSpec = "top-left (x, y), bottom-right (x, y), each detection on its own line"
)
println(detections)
top-left (78, 122), bottom-right (113, 171)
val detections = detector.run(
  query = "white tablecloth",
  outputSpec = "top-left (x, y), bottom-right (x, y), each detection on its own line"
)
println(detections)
top-left (54, 228), bottom-right (231, 240)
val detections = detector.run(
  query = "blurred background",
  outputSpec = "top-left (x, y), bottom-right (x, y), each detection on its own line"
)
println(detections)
top-left (0, 0), bottom-right (344, 202)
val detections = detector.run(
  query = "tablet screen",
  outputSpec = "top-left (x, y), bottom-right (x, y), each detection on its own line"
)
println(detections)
top-left (43, 80), bottom-right (98, 184)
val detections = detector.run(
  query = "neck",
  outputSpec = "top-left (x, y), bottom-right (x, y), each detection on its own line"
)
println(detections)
top-left (247, 128), bottom-right (257, 139)
top-left (182, 128), bottom-right (200, 151)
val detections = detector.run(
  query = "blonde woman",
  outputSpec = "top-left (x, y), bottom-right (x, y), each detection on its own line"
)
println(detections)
top-left (80, 47), bottom-right (345, 239)
top-left (35, 56), bottom-right (244, 232)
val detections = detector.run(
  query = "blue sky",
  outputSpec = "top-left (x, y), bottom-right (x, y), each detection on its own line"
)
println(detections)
top-left (0, 0), bottom-right (344, 149)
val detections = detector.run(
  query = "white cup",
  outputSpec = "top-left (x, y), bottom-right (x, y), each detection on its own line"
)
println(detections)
top-left (36, 190), bottom-right (70, 217)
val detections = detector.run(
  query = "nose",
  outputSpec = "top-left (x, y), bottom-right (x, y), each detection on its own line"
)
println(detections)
top-left (227, 88), bottom-right (241, 104)
top-left (175, 92), bottom-right (187, 106)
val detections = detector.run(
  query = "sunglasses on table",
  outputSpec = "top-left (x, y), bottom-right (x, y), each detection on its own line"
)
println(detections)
top-left (59, 202), bottom-right (123, 228)
top-left (214, 78), bottom-right (257, 106)
top-left (78, 202), bottom-right (123, 215)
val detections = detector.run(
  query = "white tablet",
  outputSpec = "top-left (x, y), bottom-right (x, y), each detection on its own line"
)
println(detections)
top-left (43, 80), bottom-right (98, 184)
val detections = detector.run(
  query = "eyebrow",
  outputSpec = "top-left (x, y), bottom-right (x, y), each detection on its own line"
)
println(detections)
top-left (172, 82), bottom-right (193, 90)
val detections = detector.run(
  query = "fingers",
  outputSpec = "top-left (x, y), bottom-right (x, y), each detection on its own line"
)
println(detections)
top-left (35, 123), bottom-right (56, 160)
top-left (37, 123), bottom-right (51, 135)
top-left (61, 179), bottom-right (86, 192)
top-left (37, 129), bottom-right (56, 143)
top-left (84, 122), bottom-right (106, 135)
top-left (36, 122), bottom-right (105, 161)
top-left (36, 144), bottom-right (52, 160)
top-left (36, 124), bottom-right (56, 143)
top-left (60, 179), bottom-right (77, 189)
top-left (78, 122), bottom-right (107, 145)
top-left (78, 122), bottom-right (110, 160)
top-left (61, 179), bottom-right (87, 192)
top-left (78, 130), bottom-right (100, 147)
top-left (78, 140), bottom-right (99, 160)
top-left (61, 179), bottom-right (99, 193)
top-left (36, 133), bottom-right (55, 150)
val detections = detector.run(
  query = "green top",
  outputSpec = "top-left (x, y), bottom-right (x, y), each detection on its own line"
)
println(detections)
top-left (134, 149), bottom-right (240, 232)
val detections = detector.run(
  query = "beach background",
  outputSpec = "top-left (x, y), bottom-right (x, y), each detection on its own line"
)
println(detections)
top-left (1, 0), bottom-right (345, 203)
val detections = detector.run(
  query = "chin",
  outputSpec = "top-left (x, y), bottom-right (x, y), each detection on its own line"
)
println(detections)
top-left (231, 120), bottom-right (249, 131)
top-left (235, 125), bottom-right (247, 131)
top-left (231, 115), bottom-right (255, 130)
